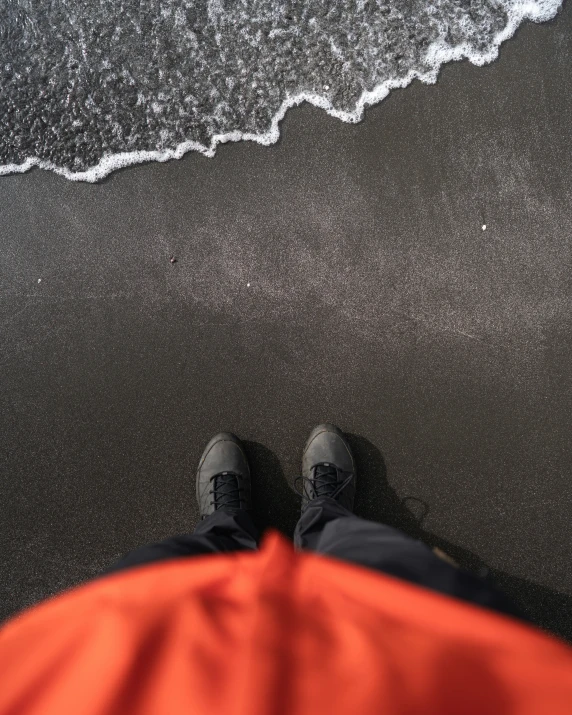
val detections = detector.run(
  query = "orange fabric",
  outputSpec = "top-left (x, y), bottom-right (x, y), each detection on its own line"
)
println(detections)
top-left (0, 531), bottom-right (571, 715)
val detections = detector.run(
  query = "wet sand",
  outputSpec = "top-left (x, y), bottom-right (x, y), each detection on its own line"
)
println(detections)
top-left (1, 5), bottom-right (571, 637)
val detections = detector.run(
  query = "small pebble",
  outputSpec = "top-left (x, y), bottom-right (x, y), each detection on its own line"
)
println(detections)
top-left (169, 255), bottom-right (177, 264)
top-left (37, 278), bottom-right (42, 283)
top-left (482, 224), bottom-right (487, 231)
top-left (323, 84), bottom-right (330, 90)
top-left (247, 282), bottom-right (251, 287)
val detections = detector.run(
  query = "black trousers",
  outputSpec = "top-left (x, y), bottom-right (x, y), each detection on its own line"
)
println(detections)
top-left (107, 497), bottom-right (521, 620)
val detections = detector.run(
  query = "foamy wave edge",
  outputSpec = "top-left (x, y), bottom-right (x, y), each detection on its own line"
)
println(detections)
top-left (0, 0), bottom-right (562, 183)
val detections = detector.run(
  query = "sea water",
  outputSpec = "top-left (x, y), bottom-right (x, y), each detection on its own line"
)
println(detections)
top-left (0, 0), bottom-right (562, 181)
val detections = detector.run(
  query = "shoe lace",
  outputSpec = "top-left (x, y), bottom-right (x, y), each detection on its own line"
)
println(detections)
top-left (209, 472), bottom-right (244, 511)
top-left (293, 463), bottom-right (353, 501)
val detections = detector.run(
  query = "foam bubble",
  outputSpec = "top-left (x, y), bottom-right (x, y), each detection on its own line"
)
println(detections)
top-left (0, 0), bottom-right (563, 182)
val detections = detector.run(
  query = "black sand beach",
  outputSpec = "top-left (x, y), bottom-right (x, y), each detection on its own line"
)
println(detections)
top-left (1, 4), bottom-right (571, 639)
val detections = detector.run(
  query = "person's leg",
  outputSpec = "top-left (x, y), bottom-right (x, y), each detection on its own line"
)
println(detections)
top-left (106, 432), bottom-right (258, 575)
top-left (294, 495), bottom-right (520, 618)
top-left (294, 424), bottom-right (523, 620)
top-left (106, 508), bottom-right (260, 575)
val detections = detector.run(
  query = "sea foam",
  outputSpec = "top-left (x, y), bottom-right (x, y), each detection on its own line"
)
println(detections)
top-left (0, 0), bottom-right (563, 182)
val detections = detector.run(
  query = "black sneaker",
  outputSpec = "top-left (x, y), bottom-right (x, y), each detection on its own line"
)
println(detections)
top-left (196, 432), bottom-right (252, 519)
top-left (296, 424), bottom-right (356, 513)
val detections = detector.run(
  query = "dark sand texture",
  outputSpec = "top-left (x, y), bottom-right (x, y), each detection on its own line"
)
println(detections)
top-left (1, 5), bottom-right (571, 639)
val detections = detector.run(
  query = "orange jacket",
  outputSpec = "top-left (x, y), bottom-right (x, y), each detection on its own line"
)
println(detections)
top-left (0, 532), bottom-right (571, 715)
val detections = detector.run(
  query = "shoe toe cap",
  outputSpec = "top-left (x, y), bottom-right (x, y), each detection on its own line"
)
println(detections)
top-left (302, 424), bottom-right (354, 475)
top-left (199, 433), bottom-right (249, 479)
